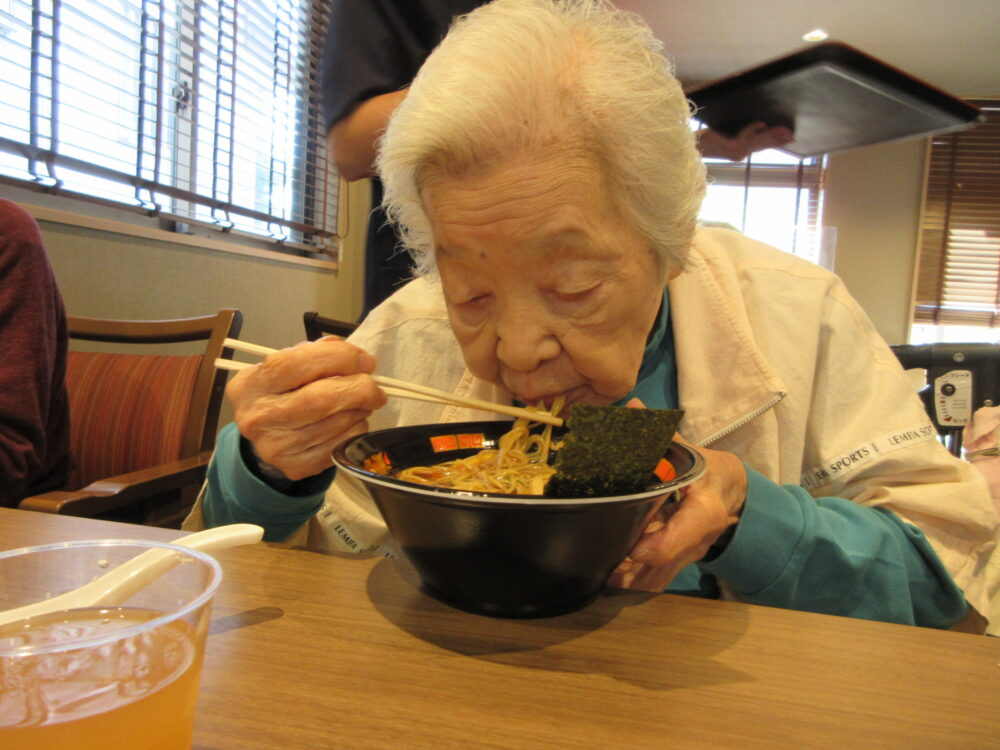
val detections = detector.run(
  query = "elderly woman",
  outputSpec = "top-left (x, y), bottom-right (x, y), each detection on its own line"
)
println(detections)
top-left (187, 0), bottom-right (998, 629)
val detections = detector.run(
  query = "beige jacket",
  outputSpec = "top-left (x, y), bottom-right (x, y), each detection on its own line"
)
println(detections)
top-left (186, 227), bottom-right (999, 627)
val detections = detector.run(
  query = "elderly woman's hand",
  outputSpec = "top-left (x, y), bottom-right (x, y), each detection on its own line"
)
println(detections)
top-left (226, 339), bottom-right (387, 481)
top-left (608, 434), bottom-right (748, 592)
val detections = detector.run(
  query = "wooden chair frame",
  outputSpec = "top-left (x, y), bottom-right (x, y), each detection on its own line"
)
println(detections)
top-left (19, 309), bottom-right (243, 521)
top-left (303, 311), bottom-right (358, 341)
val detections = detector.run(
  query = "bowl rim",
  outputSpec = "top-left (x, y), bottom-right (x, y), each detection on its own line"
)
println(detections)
top-left (332, 425), bottom-right (707, 506)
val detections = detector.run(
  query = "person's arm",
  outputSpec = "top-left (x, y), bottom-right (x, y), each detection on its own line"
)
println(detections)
top-left (0, 202), bottom-right (69, 506)
top-left (696, 121), bottom-right (794, 161)
top-left (196, 336), bottom-right (384, 540)
top-left (328, 88), bottom-right (409, 181)
top-left (200, 423), bottom-right (334, 542)
top-left (699, 467), bottom-right (969, 627)
top-left (620, 459), bottom-right (968, 627)
top-left (608, 416), bottom-right (972, 628)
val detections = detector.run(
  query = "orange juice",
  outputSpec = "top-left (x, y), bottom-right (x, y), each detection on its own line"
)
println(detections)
top-left (0, 607), bottom-right (205, 750)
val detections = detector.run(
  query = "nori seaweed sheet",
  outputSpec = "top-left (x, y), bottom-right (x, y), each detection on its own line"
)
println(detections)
top-left (545, 404), bottom-right (684, 498)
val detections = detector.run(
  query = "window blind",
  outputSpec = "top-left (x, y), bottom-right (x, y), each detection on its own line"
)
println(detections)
top-left (0, 0), bottom-right (337, 256)
top-left (913, 99), bottom-right (1000, 327)
top-left (698, 143), bottom-right (829, 267)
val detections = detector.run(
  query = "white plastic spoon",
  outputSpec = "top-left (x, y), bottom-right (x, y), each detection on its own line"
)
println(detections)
top-left (0, 524), bottom-right (264, 628)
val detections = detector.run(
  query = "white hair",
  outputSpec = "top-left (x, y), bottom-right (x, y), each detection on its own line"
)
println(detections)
top-left (377, 0), bottom-right (706, 278)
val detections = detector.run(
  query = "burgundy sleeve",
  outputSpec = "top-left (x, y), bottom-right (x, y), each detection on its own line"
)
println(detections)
top-left (0, 199), bottom-right (71, 505)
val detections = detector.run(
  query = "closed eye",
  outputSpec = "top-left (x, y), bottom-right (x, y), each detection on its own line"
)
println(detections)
top-left (552, 285), bottom-right (598, 304)
top-left (453, 293), bottom-right (492, 310)
top-left (463, 294), bottom-right (490, 305)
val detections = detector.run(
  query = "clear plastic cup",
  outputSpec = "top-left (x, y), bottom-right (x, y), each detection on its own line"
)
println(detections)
top-left (0, 540), bottom-right (221, 749)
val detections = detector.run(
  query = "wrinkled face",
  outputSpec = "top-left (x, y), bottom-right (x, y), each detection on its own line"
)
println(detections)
top-left (421, 153), bottom-right (665, 412)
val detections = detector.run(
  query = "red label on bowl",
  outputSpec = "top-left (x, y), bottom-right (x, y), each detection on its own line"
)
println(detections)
top-left (430, 435), bottom-right (459, 452)
top-left (654, 458), bottom-right (677, 482)
top-left (457, 433), bottom-right (486, 449)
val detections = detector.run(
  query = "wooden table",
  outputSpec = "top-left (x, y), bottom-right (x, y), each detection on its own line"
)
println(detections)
top-left (2, 507), bottom-right (998, 749)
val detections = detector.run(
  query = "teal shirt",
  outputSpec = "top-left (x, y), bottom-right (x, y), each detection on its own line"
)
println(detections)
top-left (202, 290), bottom-right (969, 627)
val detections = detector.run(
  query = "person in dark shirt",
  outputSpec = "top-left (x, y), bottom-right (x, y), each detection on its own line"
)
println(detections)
top-left (320, 0), bottom-right (792, 317)
top-left (0, 199), bottom-right (71, 506)
top-left (321, 1), bottom-right (484, 317)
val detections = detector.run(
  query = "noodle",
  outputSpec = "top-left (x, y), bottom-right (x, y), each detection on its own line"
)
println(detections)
top-left (395, 397), bottom-right (565, 495)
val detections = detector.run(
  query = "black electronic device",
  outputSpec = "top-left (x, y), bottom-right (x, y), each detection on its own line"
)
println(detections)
top-left (890, 343), bottom-right (1000, 456)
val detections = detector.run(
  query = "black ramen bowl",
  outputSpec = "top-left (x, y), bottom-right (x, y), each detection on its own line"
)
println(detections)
top-left (333, 420), bottom-right (706, 618)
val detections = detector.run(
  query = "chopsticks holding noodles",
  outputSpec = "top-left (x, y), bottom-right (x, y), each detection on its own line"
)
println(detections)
top-left (215, 338), bottom-right (563, 426)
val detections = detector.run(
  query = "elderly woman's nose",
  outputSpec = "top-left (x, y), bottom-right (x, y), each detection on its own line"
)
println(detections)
top-left (495, 306), bottom-right (560, 371)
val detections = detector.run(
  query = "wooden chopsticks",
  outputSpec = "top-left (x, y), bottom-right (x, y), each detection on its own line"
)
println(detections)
top-left (216, 338), bottom-right (563, 426)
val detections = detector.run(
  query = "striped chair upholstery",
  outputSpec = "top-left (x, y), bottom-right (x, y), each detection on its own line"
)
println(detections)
top-left (65, 351), bottom-right (201, 491)
top-left (19, 309), bottom-right (242, 526)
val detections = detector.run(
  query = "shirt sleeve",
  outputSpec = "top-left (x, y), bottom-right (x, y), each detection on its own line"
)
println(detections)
top-left (201, 422), bottom-right (334, 542)
top-left (698, 466), bottom-right (970, 628)
top-left (0, 201), bottom-right (70, 505)
top-left (320, 0), bottom-right (480, 131)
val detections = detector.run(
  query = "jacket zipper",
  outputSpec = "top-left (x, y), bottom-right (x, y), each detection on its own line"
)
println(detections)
top-left (697, 392), bottom-right (787, 447)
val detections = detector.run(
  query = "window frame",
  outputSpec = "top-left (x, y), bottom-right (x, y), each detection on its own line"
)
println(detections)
top-left (0, 0), bottom-right (339, 260)
top-left (698, 143), bottom-right (829, 267)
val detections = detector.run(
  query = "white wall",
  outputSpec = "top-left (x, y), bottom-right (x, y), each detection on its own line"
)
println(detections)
top-left (30, 180), bottom-right (370, 350)
top-left (823, 138), bottom-right (927, 345)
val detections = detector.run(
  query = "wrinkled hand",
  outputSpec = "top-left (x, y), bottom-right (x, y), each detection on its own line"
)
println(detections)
top-left (697, 121), bottom-right (794, 161)
top-left (226, 338), bottom-right (386, 480)
top-left (608, 401), bottom-right (748, 592)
